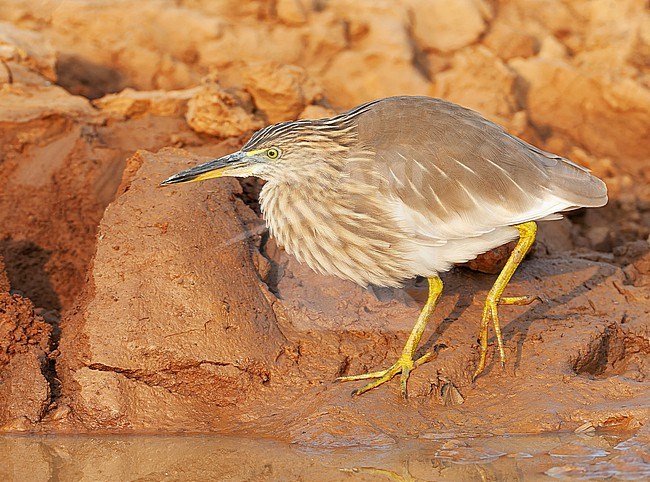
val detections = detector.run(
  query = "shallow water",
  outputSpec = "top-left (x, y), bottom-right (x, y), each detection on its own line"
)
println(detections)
top-left (1, 430), bottom-right (649, 481)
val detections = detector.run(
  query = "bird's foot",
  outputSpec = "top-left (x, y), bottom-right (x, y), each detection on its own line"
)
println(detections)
top-left (336, 351), bottom-right (433, 399)
top-left (472, 294), bottom-right (542, 381)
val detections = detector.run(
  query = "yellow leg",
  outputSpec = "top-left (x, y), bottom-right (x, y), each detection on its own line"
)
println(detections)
top-left (337, 276), bottom-right (443, 399)
top-left (473, 221), bottom-right (539, 380)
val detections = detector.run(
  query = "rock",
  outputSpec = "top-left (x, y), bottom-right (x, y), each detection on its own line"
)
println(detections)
top-left (45, 1), bottom-right (218, 91)
top-left (0, 0), bottom-right (648, 445)
top-left (276, 0), bottom-right (309, 25)
top-left (586, 226), bottom-right (613, 252)
top-left (298, 104), bottom-right (336, 120)
top-left (405, 0), bottom-right (490, 53)
top-left (57, 149), bottom-right (289, 430)
top-left (616, 240), bottom-right (650, 288)
top-left (0, 257), bottom-right (9, 292)
top-left (0, 278), bottom-right (52, 429)
top-left (575, 0), bottom-right (649, 76)
top-left (0, 80), bottom-right (225, 312)
top-left (483, 22), bottom-right (539, 60)
top-left (0, 21), bottom-right (56, 84)
top-left (537, 35), bottom-right (569, 60)
top-left (431, 46), bottom-right (518, 123)
top-left (460, 241), bottom-right (516, 274)
top-left (322, 49), bottom-right (429, 107)
top-left (536, 218), bottom-right (574, 256)
top-left (320, 2), bottom-right (429, 106)
top-left (198, 25), bottom-right (305, 80)
top-left (297, 10), bottom-right (348, 73)
top-left (185, 83), bottom-right (264, 137)
top-left (0, 83), bottom-right (93, 124)
top-left (510, 57), bottom-right (650, 164)
top-left (244, 62), bottom-right (323, 123)
top-left (625, 251), bottom-right (650, 288)
top-left (0, 83), bottom-right (100, 310)
top-left (93, 87), bottom-right (199, 119)
top-left (486, 0), bottom-right (575, 41)
top-left (52, 146), bottom-right (650, 438)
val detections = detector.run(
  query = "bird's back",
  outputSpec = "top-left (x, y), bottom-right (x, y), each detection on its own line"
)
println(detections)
top-left (351, 96), bottom-right (607, 243)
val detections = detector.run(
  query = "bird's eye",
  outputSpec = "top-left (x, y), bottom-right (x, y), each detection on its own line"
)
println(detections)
top-left (266, 148), bottom-right (280, 159)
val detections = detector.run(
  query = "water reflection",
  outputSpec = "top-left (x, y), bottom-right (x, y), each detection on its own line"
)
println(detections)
top-left (0, 430), bottom-right (648, 481)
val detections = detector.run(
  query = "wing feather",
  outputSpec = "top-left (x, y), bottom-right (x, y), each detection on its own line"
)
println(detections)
top-left (352, 96), bottom-right (607, 243)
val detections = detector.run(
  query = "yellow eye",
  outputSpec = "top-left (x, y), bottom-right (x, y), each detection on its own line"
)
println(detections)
top-left (267, 148), bottom-right (280, 159)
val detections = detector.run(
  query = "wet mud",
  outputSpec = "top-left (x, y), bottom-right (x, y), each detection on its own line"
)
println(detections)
top-left (1, 428), bottom-right (649, 481)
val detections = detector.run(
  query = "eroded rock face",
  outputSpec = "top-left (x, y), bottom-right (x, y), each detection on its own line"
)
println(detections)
top-left (0, 83), bottom-right (102, 311)
top-left (510, 57), bottom-right (650, 163)
top-left (243, 62), bottom-right (324, 124)
top-left (0, 257), bottom-right (52, 431)
top-left (185, 83), bottom-right (264, 137)
top-left (0, 33), bottom-right (229, 313)
top-left (57, 149), bottom-right (290, 430)
top-left (405, 0), bottom-right (490, 53)
top-left (0, 21), bottom-right (56, 84)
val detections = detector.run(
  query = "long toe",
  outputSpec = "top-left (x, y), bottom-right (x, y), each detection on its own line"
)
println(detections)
top-left (350, 365), bottom-right (402, 397)
top-left (336, 369), bottom-right (395, 382)
top-left (499, 295), bottom-right (541, 306)
top-left (336, 352), bottom-right (429, 398)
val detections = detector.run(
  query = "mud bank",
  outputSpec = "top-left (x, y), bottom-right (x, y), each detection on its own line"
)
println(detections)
top-left (0, 0), bottom-right (648, 444)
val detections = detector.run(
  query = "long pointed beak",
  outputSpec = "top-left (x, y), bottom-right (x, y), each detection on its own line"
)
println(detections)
top-left (160, 151), bottom-right (249, 185)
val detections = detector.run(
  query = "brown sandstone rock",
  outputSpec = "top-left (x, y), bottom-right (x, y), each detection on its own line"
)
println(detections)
top-left (92, 87), bottom-right (199, 119)
top-left (0, 79), bottom-right (224, 313)
top-left (0, 83), bottom-right (103, 311)
top-left (510, 58), bottom-right (650, 164)
top-left (431, 46), bottom-right (519, 124)
top-left (47, 1), bottom-right (211, 90)
top-left (405, 0), bottom-right (490, 53)
top-left (299, 104), bottom-right (337, 120)
top-left (0, 21), bottom-right (56, 84)
top-left (0, 257), bottom-right (9, 293)
top-left (320, 2), bottom-right (429, 106)
top-left (185, 82), bottom-right (264, 137)
top-left (0, 0), bottom-right (648, 445)
top-left (321, 48), bottom-right (429, 107)
top-left (576, 0), bottom-right (649, 77)
top-left (57, 149), bottom-right (289, 430)
top-left (0, 260), bottom-right (52, 430)
top-left (244, 62), bottom-right (323, 123)
top-left (483, 22), bottom-right (539, 60)
top-left (275, 0), bottom-right (309, 26)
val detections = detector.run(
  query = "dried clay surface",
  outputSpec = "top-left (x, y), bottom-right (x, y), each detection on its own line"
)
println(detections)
top-left (0, 0), bottom-right (647, 452)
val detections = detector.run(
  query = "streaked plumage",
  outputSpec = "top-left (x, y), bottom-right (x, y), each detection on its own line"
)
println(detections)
top-left (250, 97), bottom-right (606, 286)
top-left (162, 96), bottom-right (607, 398)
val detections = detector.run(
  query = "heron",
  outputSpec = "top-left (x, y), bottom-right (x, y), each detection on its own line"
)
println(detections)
top-left (161, 96), bottom-right (608, 398)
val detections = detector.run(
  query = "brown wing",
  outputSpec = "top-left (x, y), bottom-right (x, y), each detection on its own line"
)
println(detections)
top-left (352, 96), bottom-right (606, 241)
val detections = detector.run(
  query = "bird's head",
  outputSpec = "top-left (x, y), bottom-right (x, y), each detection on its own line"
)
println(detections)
top-left (161, 118), bottom-right (356, 187)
